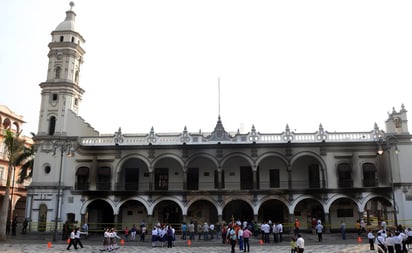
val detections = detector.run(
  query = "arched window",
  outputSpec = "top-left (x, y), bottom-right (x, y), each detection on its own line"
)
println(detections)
top-left (48, 116), bottom-right (56, 136)
top-left (2, 118), bottom-right (11, 129)
top-left (55, 67), bottom-right (61, 79)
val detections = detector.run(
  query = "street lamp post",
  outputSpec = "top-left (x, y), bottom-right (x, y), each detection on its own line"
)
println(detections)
top-left (52, 140), bottom-right (73, 242)
top-left (375, 132), bottom-right (399, 226)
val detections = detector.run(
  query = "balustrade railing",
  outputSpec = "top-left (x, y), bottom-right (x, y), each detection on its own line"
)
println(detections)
top-left (80, 130), bottom-right (377, 146)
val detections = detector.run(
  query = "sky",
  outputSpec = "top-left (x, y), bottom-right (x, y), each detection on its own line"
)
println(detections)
top-left (1, 0), bottom-right (412, 137)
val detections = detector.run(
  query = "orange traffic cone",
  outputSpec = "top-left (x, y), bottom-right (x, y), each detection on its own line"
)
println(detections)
top-left (47, 242), bottom-right (52, 248)
top-left (67, 238), bottom-right (70, 244)
top-left (120, 239), bottom-right (124, 245)
top-left (187, 239), bottom-right (192, 246)
top-left (259, 239), bottom-right (263, 245)
top-left (357, 236), bottom-right (362, 243)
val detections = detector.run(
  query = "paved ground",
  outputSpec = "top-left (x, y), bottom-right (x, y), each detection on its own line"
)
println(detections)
top-left (0, 232), bottom-right (375, 253)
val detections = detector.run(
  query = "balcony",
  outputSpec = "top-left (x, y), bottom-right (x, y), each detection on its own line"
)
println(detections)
top-left (338, 179), bottom-right (353, 188)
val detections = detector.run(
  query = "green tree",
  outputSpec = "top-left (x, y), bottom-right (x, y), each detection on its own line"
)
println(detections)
top-left (0, 129), bottom-right (25, 241)
top-left (15, 132), bottom-right (35, 184)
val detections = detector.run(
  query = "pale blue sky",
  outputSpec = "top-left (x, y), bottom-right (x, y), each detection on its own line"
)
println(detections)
top-left (2, 0), bottom-right (412, 136)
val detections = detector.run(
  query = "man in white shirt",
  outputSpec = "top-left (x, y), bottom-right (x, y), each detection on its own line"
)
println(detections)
top-left (276, 222), bottom-right (283, 242)
top-left (296, 234), bottom-right (304, 253)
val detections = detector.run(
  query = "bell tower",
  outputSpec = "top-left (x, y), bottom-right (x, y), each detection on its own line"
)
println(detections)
top-left (37, 2), bottom-right (86, 136)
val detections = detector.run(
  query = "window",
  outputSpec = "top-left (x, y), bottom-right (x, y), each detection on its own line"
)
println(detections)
top-left (97, 167), bottom-right (111, 190)
top-left (60, 36), bottom-right (64, 42)
top-left (125, 167), bottom-right (138, 190)
top-left (337, 208), bottom-right (354, 217)
top-left (308, 164), bottom-right (320, 188)
top-left (76, 167), bottom-right (89, 190)
top-left (48, 116), bottom-right (56, 136)
top-left (362, 163), bottom-right (377, 187)
top-left (214, 170), bottom-right (224, 189)
top-left (52, 94), bottom-right (58, 101)
top-left (71, 37), bottom-right (75, 43)
top-left (240, 166), bottom-right (253, 190)
top-left (55, 67), bottom-right (61, 79)
top-left (338, 163), bottom-right (353, 188)
top-left (75, 71), bottom-right (79, 83)
top-left (44, 166), bottom-right (51, 174)
top-left (187, 168), bottom-right (199, 190)
top-left (155, 168), bottom-right (168, 190)
top-left (0, 166), bottom-right (4, 185)
top-left (269, 169), bottom-right (280, 188)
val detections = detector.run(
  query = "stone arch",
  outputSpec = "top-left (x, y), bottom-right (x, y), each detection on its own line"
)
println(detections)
top-left (186, 152), bottom-right (219, 169)
top-left (290, 151), bottom-right (327, 189)
top-left (82, 198), bottom-right (116, 232)
top-left (152, 153), bottom-right (184, 169)
top-left (116, 198), bottom-right (149, 229)
top-left (186, 198), bottom-right (219, 225)
top-left (291, 195), bottom-right (325, 230)
top-left (325, 194), bottom-right (362, 212)
top-left (328, 196), bottom-right (360, 230)
top-left (257, 197), bottom-right (289, 224)
top-left (115, 155), bottom-right (150, 191)
top-left (221, 152), bottom-right (255, 167)
top-left (256, 151), bottom-right (288, 166)
top-left (151, 197), bottom-right (184, 225)
top-left (222, 198), bottom-right (254, 223)
top-left (256, 152), bottom-right (290, 189)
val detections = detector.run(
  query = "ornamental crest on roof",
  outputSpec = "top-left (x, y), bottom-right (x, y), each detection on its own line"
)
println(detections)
top-left (208, 116), bottom-right (231, 141)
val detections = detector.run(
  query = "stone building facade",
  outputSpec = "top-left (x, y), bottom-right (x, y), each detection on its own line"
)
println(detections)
top-left (27, 4), bottom-right (412, 233)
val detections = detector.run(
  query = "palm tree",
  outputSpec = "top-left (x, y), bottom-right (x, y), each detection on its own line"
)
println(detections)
top-left (15, 132), bottom-right (35, 184)
top-left (0, 129), bottom-right (25, 241)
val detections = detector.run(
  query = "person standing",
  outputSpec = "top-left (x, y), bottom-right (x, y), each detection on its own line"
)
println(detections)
top-left (82, 222), bottom-right (88, 239)
top-left (340, 220), bottom-right (346, 240)
top-left (11, 217), bottom-right (17, 236)
top-left (67, 228), bottom-right (78, 250)
top-left (181, 223), bottom-right (187, 240)
top-left (166, 226), bottom-right (173, 248)
top-left (315, 221), bottom-right (324, 242)
top-left (386, 232), bottom-right (395, 253)
top-left (368, 229), bottom-right (375, 250)
top-left (203, 222), bottom-right (209, 240)
top-left (209, 223), bottom-right (215, 239)
top-left (124, 226), bottom-right (129, 241)
top-left (229, 226), bottom-right (237, 253)
top-left (376, 232), bottom-right (387, 253)
top-left (272, 222), bottom-right (279, 243)
top-left (290, 237), bottom-right (297, 253)
top-left (140, 223), bottom-right (147, 242)
top-left (238, 226), bottom-right (244, 251)
top-left (130, 224), bottom-right (137, 240)
top-left (22, 218), bottom-right (28, 234)
top-left (296, 234), bottom-right (304, 253)
top-left (277, 222), bottom-right (283, 242)
top-left (188, 221), bottom-right (195, 240)
top-left (294, 219), bottom-right (300, 237)
top-left (243, 226), bottom-right (252, 252)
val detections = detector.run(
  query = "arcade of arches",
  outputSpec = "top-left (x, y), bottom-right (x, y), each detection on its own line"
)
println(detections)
top-left (71, 196), bottom-right (392, 232)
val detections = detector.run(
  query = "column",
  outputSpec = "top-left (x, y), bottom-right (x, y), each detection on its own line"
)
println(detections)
top-left (149, 170), bottom-right (154, 191)
top-left (183, 166), bottom-right (187, 190)
top-left (324, 213), bottom-right (330, 233)
top-left (252, 165), bottom-right (257, 189)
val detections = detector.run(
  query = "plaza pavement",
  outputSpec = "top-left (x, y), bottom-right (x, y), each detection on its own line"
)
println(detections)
top-left (0, 232), bottom-right (375, 253)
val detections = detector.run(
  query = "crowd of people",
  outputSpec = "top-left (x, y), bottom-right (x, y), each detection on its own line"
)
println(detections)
top-left (367, 223), bottom-right (412, 253)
